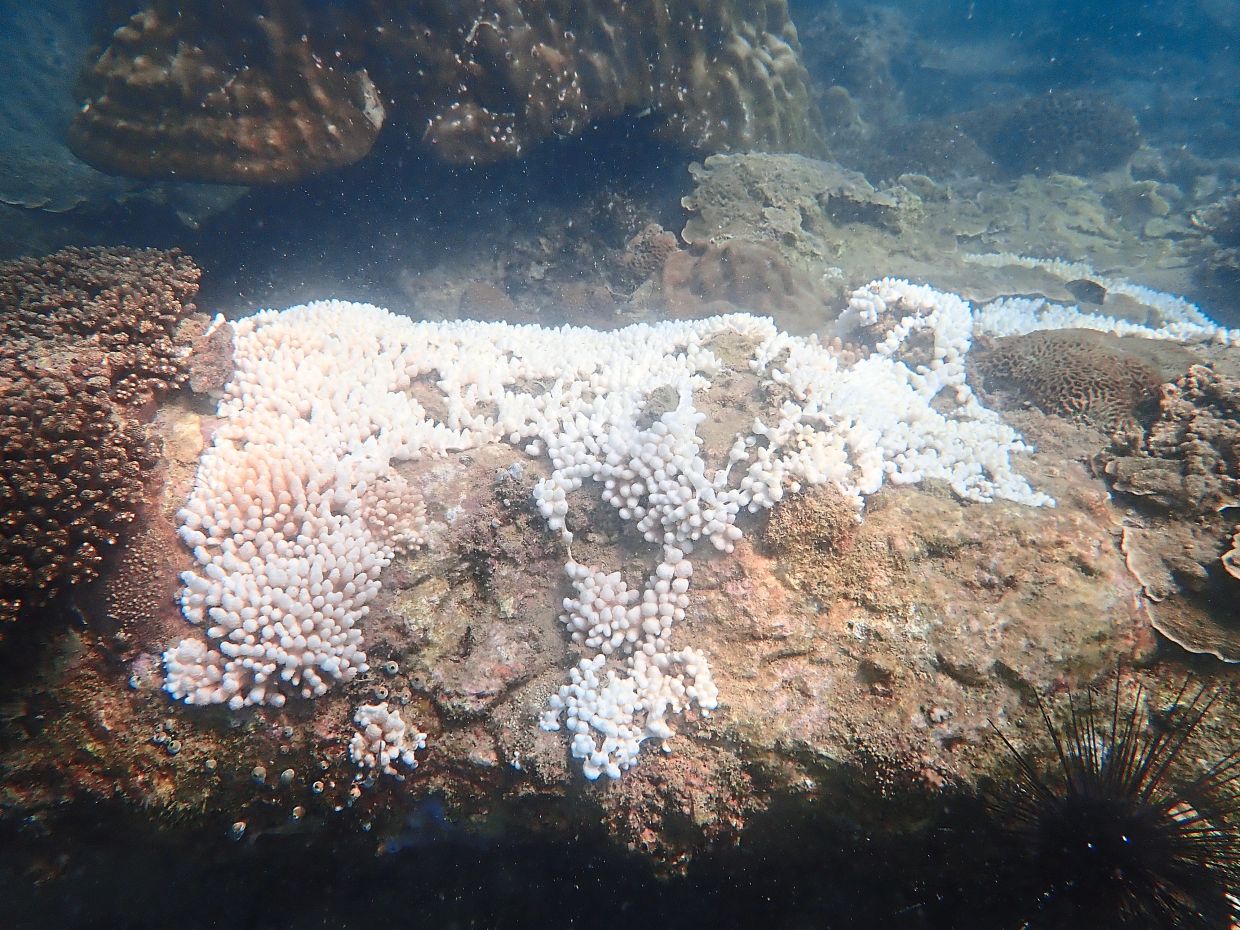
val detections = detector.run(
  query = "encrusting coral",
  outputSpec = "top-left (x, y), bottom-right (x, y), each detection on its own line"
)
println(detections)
top-left (660, 240), bottom-right (833, 321)
top-left (0, 246), bottom-right (200, 635)
top-left (1106, 365), bottom-right (1240, 514)
top-left (70, 0), bottom-right (824, 184)
top-left (1102, 365), bottom-right (1240, 660)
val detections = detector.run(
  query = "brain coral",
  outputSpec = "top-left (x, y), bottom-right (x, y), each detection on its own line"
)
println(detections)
top-left (0, 247), bottom-right (200, 635)
top-left (973, 329), bottom-right (1162, 429)
top-left (70, 0), bottom-right (824, 184)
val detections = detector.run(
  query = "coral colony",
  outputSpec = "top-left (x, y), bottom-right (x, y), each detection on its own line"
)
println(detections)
top-left (163, 277), bottom-right (1236, 779)
top-left (69, 1), bottom-right (822, 184)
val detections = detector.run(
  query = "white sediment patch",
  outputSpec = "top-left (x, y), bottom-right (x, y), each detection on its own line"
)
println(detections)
top-left (164, 278), bottom-right (1102, 777)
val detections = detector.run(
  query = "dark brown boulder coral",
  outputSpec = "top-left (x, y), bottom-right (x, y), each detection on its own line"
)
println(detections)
top-left (68, 0), bottom-right (825, 185)
top-left (69, 4), bottom-right (387, 185)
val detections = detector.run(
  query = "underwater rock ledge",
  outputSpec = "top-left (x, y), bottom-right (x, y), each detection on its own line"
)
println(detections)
top-left (3, 270), bottom-right (1202, 868)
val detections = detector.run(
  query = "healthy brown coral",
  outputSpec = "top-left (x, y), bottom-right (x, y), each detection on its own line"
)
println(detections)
top-left (973, 329), bottom-right (1162, 429)
top-left (661, 240), bottom-right (833, 324)
top-left (976, 91), bottom-right (1142, 177)
top-left (69, 5), bottom-right (385, 185)
top-left (70, 0), bottom-right (824, 185)
top-left (0, 246), bottom-right (200, 634)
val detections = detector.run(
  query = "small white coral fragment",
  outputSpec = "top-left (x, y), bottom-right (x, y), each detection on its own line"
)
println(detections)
top-left (349, 701), bottom-right (426, 777)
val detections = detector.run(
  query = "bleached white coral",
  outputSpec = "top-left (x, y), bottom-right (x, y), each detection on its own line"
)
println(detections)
top-left (164, 287), bottom-right (1062, 776)
top-left (538, 548), bottom-right (718, 780)
top-left (824, 277), bottom-right (1054, 505)
top-left (964, 252), bottom-right (1240, 345)
top-left (349, 702), bottom-right (426, 777)
top-left (164, 303), bottom-right (428, 710)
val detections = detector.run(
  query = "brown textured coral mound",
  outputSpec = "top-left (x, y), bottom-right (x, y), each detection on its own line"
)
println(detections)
top-left (69, 4), bottom-right (386, 185)
top-left (0, 246), bottom-right (200, 634)
top-left (973, 329), bottom-right (1161, 429)
top-left (661, 240), bottom-right (832, 325)
top-left (979, 91), bottom-right (1141, 177)
top-left (70, 0), bottom-right (823, 184)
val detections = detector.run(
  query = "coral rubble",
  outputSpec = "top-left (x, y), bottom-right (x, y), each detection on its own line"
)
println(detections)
top-left (70, 0), bottom-right (824, 184)
top-left (0, 246), bottom-right (200, 635)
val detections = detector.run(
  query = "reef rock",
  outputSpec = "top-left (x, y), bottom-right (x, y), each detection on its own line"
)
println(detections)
top-left (1102, 363), bottom-right (1240, 661)
top-left (0, 278), bottom-right (1184, 868)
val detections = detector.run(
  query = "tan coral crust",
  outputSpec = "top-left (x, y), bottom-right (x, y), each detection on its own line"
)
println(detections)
top-left (661, 240), bottom-right (832, 324)
top-left (1223, 527), bottom-right (1240, 581)
top-left (1103, 364), bottom-right (1240, 660)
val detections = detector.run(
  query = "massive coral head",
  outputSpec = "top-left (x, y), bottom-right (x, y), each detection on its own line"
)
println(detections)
top-left (69, 0), bottom-right (823, 184)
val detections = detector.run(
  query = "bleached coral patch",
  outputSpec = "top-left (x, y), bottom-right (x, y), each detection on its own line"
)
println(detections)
top-left (164, 287), bottom-right (1064, 775)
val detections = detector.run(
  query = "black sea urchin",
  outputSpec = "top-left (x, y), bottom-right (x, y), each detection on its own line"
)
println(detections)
top-left (991, 677), bottom-right (1240, 929)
